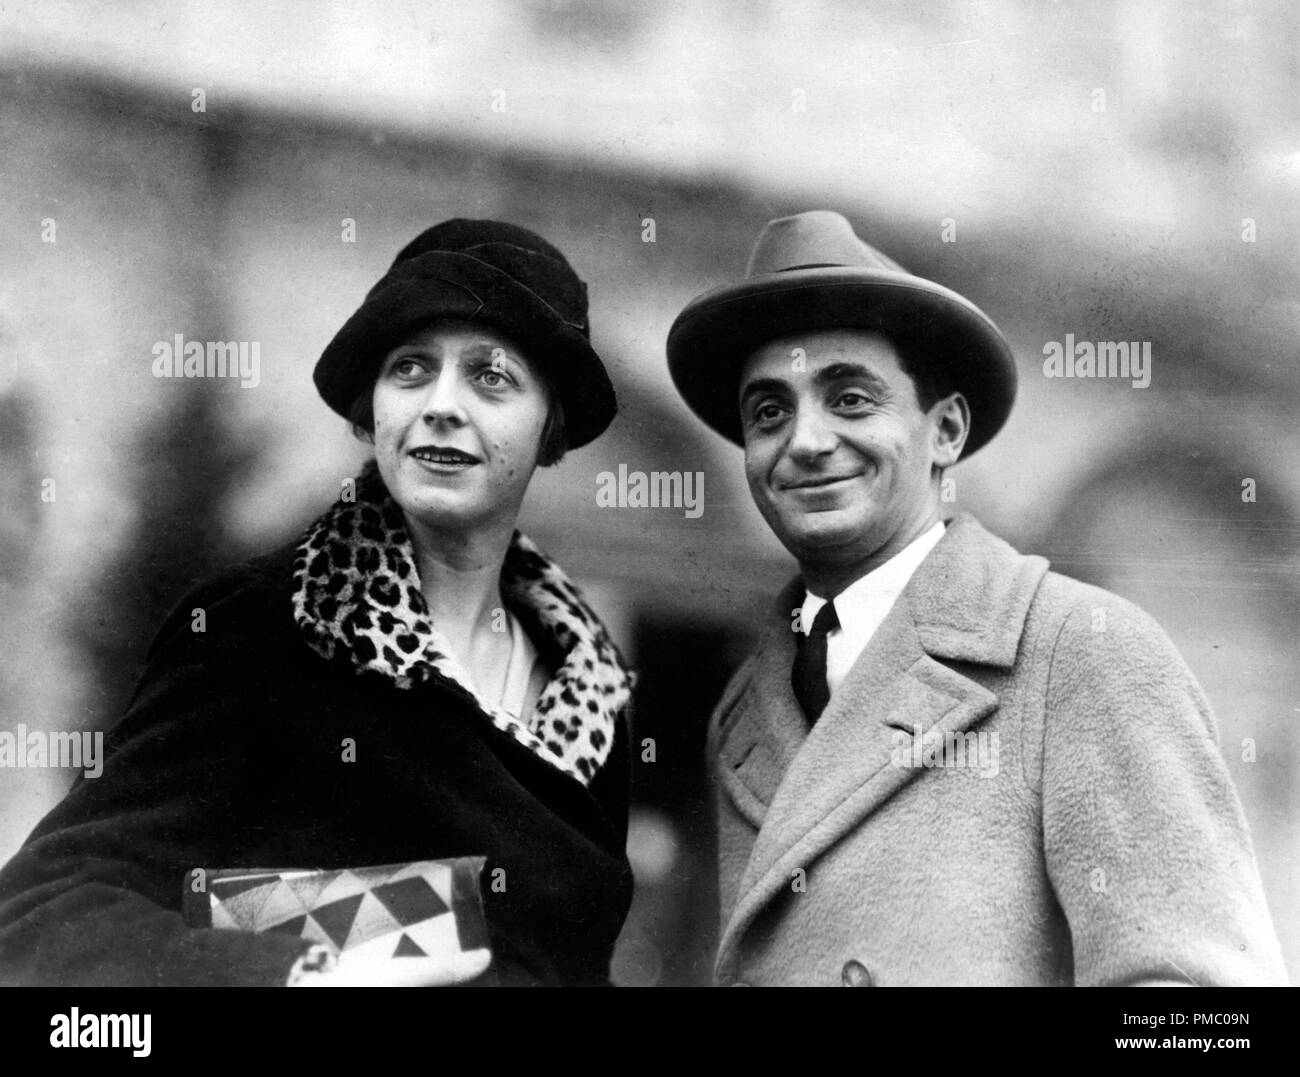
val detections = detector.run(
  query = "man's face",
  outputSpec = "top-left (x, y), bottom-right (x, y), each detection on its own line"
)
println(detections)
top-left (738, 328), bottom-right (960, 577)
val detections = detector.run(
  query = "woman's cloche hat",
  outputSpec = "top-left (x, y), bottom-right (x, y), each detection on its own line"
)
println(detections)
top-left (666, 210), bottom-right (1017, 457)
top-left (315, 218), bottom-right (617, 449)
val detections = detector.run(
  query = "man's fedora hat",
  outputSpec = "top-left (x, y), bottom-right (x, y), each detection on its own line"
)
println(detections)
top-left (667, 210), bottom-right (1016, 456)
top-left (315, 218), bottom-right (617, 449)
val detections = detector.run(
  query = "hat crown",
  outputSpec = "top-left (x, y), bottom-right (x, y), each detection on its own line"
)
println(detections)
top-left (391, 218), bottom-right (570, 269)
top-left (746, 210), bottom-right (907, 277)
top-left (381, 218), bottom-right (589, 335)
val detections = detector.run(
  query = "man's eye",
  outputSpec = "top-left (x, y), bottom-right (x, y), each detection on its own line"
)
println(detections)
top-left (834, 390), bottom-right (873, 409)
top-left (752, 402), bottom-right (786, 424)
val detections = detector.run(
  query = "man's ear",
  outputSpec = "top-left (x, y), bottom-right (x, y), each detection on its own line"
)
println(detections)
top-left (930, 392), bottom-right (970, 469)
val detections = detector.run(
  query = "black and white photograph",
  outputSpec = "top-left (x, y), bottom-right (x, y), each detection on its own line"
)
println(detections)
top-left (0, 0), bottom-right (1295, 1045)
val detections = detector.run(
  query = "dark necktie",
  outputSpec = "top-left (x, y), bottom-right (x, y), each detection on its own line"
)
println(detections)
top-left (792, 599), bottom-right (839, 723)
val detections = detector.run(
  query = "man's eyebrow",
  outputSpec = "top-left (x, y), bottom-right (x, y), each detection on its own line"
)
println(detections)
top-left (739, 376), bottom-right (792, 404)
top-left (814, 362), bottom-right (892, 393)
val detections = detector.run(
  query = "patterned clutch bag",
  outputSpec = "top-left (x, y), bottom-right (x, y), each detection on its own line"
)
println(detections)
top-left (183, 858), bottom-right (493, 981)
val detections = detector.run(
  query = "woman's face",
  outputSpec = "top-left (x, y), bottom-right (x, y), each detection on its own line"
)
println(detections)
top-left (371, 319), bottom-right (550, 534)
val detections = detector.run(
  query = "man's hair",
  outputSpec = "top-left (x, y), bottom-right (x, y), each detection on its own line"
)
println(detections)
top-left (890, 335), bottom-right (966, 474)
top-left (891, 336), bottom-right (955, 413)
top-left (347, 375), bottom-right (568, 467)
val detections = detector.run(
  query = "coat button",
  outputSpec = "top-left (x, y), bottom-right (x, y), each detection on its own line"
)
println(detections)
top-left (841, 960), bottom-right (873, 987)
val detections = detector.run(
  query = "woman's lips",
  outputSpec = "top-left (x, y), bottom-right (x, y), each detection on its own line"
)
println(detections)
top-left (408, 446), bottom-right (480, 469)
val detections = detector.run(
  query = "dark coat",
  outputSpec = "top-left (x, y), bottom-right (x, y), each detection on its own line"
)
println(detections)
top-left (711, 514), bottom-right (1286, 986)
top-left (0, 539), bottom-right (633, 986)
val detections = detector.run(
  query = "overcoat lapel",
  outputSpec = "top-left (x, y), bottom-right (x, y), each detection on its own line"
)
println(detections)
top-left (714, 583), bottom-right (806, 829)
top-left (714, 514), bottom-right (1050, 977)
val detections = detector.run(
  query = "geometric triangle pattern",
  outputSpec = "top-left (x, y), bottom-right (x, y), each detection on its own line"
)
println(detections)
top-left (283, 870), bottom-right (335, 910)
top-left (371, 876), bottom-right (448, 924)
top-left (210, 875), bottom-right (269, 900)
top-left (310, 892), bottom-right (365, 950)
top-left (202, 859), bottom-right (490, 962)
top-left (392, 933), bottom-right (426, 957)
top-left (344, 892), bottom-right (402, 950)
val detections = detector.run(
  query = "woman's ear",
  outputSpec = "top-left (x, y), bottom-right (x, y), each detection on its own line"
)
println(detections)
top-left (347, 380), bottom-right (377, 444)
top-left (535, 398), bottom-right (568, 468)
top-left (931, 391), bottom-right (970, 469)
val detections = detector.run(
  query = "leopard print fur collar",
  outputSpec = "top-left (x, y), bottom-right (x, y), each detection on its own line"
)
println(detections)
top-left (290, 462), bottom-right (634, 786)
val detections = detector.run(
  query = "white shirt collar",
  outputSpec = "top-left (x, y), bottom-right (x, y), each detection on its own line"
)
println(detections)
top-left (800, 520), bottom-right (947, 696)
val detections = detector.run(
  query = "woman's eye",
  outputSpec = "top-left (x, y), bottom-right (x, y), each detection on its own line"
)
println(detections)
top-left (835, 390), bottom-right (872, 409)
top-left (391, 358), bottom-right (424, 378)
top-left (477, 366), bottom-right (514, 389)
top-left (752, 402), bottom-right (786, 425)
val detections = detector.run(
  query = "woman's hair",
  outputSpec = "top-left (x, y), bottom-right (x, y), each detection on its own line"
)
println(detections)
top-left (347, 374), bottom-right (569, 468)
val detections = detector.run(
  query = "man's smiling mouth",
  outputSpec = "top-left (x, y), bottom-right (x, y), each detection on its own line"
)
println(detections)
top-left (780, 472), bottom-right (862, 490)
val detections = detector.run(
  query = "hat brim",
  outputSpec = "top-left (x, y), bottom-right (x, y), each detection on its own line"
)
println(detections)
top-left (666, 267), bottom-right (1017, 457)
top-left (315, 251), bottom-right (616, 449)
